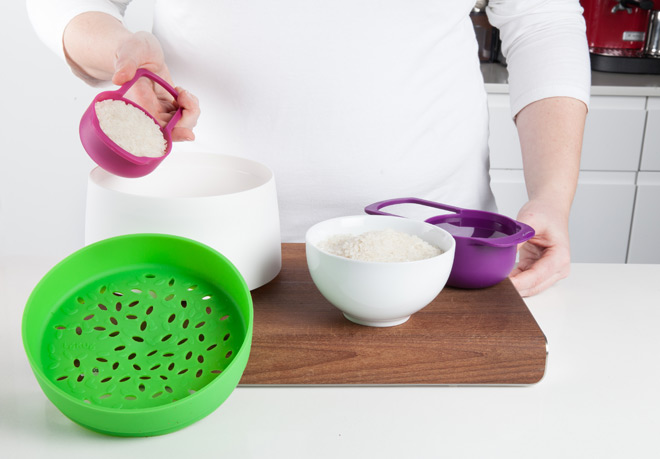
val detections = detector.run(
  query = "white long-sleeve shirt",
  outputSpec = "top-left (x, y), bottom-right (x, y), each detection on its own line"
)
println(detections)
top-left (27, 0), bottom-right (590, 241)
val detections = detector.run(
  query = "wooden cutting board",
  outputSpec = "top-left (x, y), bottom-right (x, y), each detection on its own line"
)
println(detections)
top-left (240, 243), bottom-right (547, 385)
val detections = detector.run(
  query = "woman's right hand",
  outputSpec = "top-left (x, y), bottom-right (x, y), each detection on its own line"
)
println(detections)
top-left (112, 31), bottom-right (200, 142)
top-left (64, 12), bottom-right (201, 142)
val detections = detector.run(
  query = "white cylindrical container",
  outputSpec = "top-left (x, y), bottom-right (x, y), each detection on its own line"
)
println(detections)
top-left (86, 151), bottom-right (281, 290)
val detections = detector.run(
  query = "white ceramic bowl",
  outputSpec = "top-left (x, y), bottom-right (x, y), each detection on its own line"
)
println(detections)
top-left (86, 152), bottom-right (281, 290)
top-left (305, 215), bottom-right (456, 327)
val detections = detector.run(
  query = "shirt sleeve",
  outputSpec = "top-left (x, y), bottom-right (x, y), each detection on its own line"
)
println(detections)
top-left (486, 0), bottom-right (591, 118)
top-left (26, 0), bottom-right (131, 60)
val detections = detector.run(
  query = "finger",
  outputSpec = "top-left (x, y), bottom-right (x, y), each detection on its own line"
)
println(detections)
top-left (510, 252), bottom-right (568, 297)
top-left (112, 32), bottom-right (165, 85)
top-left (129, 79), bottom-right (162, 113)
top-left (113, 42), bottom-right (146, 86)
top-left (508, 246), bottom-right (538, 278)
top-left (511, 269), bottom-right (563, 298)
top-left (112, 59), bottom-right (138, 86)
top-left (509, 266), bottom-right (523, 278)
top-left (175, 87), bottom-right (200, 123)
top-left (170, 88), bottom-right (200, 141)
top-left (509, 261), bottom-right (549, 295)
top-left (171, 126), bottom-right (195, 142)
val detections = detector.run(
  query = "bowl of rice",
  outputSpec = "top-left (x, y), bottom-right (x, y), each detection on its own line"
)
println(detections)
top-left (305, 215), bottom-right (455, 327)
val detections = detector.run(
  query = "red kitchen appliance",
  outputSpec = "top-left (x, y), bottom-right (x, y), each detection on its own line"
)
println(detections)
top-left (582, 0), bottom-right (660, 73)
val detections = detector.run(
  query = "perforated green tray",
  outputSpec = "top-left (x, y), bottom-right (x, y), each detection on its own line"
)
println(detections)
top-left (22, 234), bottom-right (253, 436)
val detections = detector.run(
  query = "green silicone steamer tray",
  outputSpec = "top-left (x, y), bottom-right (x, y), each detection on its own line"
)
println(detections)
top-left (22, 234), bottom-right (253, 437)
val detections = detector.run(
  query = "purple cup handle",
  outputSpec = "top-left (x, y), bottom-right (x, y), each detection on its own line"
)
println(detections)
top-left (114, 68), bottom-right (183, 136)
top-left (469, 219), bottom-right (535, 248)
top-left (366, 197), bottom-right (535, 248)
top-left (364, 197), bottom-right (464, 218)
top-left (510, 221), bottom-right (535, 245)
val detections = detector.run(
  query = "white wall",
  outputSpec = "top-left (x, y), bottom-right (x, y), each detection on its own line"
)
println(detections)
top-left (0, 2), bottom-right (153, 260)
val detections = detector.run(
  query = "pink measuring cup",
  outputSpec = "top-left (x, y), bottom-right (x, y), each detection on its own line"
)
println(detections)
top-left (79, 68), bottom-right (183, 178)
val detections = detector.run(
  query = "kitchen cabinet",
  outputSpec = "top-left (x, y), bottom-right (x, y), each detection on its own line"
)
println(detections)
top-left (628, 172), bottom-right (660, 263)
top-left (628, 99), bottom-right (660, 263)
top-left (581, 96), bottom-right (646, 171)
top-left (484, 65), bottom-right (660, 263)
top-left (641, 97), bottom-right (660, 171)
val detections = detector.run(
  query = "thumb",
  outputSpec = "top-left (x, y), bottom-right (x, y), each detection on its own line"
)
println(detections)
top-left (111, 32), bottom-right (164, 86)
top-left (112, 54), bottom-right (139, 86)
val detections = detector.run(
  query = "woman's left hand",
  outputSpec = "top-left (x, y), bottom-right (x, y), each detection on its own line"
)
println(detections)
top-left (509, 199), bottom-right (572, 297)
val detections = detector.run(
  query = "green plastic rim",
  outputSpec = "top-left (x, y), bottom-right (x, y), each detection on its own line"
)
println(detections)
top-left (22, 233), bottom-right (253, 437)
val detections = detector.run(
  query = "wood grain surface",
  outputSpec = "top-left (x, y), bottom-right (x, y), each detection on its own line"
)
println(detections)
top-left (240, 244), bottom-right (547, 385)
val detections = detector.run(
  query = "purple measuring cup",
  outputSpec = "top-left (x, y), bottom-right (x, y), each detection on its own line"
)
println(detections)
top-left (365, 197), bottom-right (535, 289)
top-left (79, 68), bottom-right (183, 178)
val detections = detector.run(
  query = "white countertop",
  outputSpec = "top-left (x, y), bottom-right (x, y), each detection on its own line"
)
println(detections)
top-left (1, 256), bottom-right (659, 458)
top-left (481, 63), bottom-right (660, 97)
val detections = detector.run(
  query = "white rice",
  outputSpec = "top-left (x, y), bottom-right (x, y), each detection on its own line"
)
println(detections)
top-left (318, 229), bottom-right (442, 262)
top-left (95, 99), bottom-right (167, 158)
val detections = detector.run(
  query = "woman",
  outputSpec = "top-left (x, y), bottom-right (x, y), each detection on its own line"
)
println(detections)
top-left (27, 0), bottom-right (590, 296)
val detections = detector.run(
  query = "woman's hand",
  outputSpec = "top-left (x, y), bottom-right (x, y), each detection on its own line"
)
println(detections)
top-left (63, 13), bottom-right (199, 141)
top-left (112, 32), bottom-right (199, 142)
top-left (509, 200), bottom-right (571, 297)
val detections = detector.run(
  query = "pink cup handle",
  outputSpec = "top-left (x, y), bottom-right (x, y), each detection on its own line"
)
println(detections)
top-left (165, 107), bottom-right (183, 134)
top-left (114, 68), bottom-right (183, 136)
